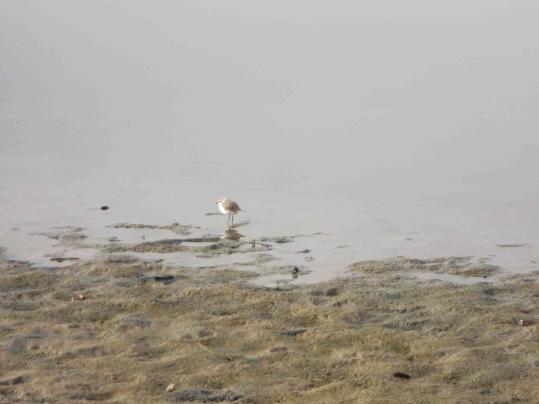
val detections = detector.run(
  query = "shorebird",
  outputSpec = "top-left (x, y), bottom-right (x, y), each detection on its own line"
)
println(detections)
top-left (216, 197), bottom-right (242, 225)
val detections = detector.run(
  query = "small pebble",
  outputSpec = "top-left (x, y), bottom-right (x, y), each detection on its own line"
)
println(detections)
top-left (166, 383), bottom-right (175, 392)
top-left (78, 294), bottom-right (85, 301)
top-left (153, 275), bottom-right (174, 283)
top-left (292, 266), bottom-right (300, 274)
top-left (100, 205), bottom-right (109, 211)
top-left (393, 372), bottom-right (411, 380)
top-left (518, 319), bottom-right (534, 326)
top-left (284, 328), bottom-right (307, 337)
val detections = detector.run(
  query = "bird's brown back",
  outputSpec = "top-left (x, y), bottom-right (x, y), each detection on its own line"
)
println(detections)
top-left (223, 199), bottom-right (241, 213)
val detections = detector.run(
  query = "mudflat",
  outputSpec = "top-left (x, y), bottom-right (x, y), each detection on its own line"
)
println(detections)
top-left (1, 250), bottom-right (538, 403)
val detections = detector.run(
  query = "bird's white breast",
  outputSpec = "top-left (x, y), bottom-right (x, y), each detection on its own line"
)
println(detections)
top-left (218, 203), bottom-right (230, 215)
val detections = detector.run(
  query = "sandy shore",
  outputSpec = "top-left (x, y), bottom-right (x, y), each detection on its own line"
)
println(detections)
top-left (1, 243), bottom-right (539, 403)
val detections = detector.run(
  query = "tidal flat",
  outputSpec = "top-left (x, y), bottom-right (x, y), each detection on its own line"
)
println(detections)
top-left (1, 246), bottom-right (539, 403)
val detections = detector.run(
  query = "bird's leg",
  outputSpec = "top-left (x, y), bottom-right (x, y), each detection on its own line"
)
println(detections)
top-left (231, 215), bottom-right (234, 225)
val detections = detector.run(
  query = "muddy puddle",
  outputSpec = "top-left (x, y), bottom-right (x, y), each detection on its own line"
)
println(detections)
top-left (17, 221), bottom-right (329, 286)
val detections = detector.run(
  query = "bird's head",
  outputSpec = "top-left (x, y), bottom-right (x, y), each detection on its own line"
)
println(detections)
top-left (216, 197), bottom-right (226, 205)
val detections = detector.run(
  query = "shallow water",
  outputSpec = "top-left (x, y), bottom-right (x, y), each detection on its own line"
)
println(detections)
top-left (1, 1), bottom-right (539, 280)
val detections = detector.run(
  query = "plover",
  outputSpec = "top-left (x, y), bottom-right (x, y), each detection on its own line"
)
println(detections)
top-left (216, 197), bottom-right (242, 225)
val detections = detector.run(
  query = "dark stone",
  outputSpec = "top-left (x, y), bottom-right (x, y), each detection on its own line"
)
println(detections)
top-left (140, 275), bottom-right (175, 285)
top-left (392, 372), bottom-right (411, 380)
top-left (153, 275), bottom-right (175, 283)
top-left (100, 205), bottom-right (110, 210)
top-left (292, 266), bottom-right (300, 274)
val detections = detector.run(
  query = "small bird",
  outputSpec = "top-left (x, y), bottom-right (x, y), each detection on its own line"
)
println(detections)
top-left (216, 197), bottom-right (243, 225)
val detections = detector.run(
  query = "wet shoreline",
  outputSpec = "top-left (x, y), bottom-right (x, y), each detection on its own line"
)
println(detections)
top-left (3, 221), bottom-right (533, 287)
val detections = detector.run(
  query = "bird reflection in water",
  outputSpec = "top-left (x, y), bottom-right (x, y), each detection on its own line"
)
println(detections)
top-left (224, 226), bottom-right (242, 241)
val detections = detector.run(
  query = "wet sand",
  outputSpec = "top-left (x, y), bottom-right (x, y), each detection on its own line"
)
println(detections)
top-left (1, 246), bottom-right (539, 403)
